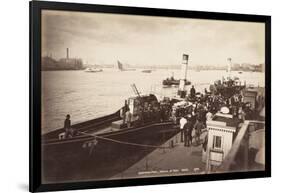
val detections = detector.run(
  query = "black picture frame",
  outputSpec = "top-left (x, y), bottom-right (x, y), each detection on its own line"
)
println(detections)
top-left (30, 1), bottom-right (271, 192)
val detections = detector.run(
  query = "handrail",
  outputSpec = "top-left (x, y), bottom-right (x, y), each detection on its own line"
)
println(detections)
top-left (216, 121), bottom-right (250, 172)
top-left (216, 120), bottom-right (265, 172)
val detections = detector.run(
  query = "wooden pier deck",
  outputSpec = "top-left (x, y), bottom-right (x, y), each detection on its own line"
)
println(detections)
top-left (110, 131), bottom-right (207, 179)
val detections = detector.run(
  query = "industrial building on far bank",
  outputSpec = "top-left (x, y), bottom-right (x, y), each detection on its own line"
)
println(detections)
top-left (42, 48), bottom-right (84, 71)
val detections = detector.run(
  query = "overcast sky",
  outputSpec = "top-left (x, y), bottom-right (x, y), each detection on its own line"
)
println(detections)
top-left (42, 10), bottom-right (265, 66)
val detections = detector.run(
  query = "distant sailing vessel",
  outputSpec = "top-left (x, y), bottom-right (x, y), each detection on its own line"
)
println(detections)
top-left (117, 60), bottom-right (136, 71)
top-left (84, 67), bottom-right (103, 73)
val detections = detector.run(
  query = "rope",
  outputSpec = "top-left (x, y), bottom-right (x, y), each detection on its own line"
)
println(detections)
top-left (102, 122), bottom-right (174, 138)
top-left (78, 131), bottom-right (172, 149)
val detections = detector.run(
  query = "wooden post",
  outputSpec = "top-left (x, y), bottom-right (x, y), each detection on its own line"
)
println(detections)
top-left (205, 148), bottom-right (210, 173)
top-left (243, 131), bottom-right (249, 170)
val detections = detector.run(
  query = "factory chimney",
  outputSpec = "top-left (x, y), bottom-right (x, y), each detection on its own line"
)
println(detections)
top-left (66, 48), bottom-right (69, 59)
top-left (178, 54), bottom-right (189, 98)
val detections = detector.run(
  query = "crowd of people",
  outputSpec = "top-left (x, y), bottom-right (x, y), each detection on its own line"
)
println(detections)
top-left (122, 97), bottom-right (173, 128)
top-left (170, 84), bottom-right (265, 147)
top-left (121, 84), bottom-right (261, 131)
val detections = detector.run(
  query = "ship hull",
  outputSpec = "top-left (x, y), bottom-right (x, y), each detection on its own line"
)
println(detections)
top-left (42, 121), bottom-right (178, 183)
top-left (162, 79), bottom-right (191, 86)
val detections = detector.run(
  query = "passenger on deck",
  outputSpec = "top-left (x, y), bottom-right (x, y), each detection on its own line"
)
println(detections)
top-left (206, 111), bottom-right (213, 121)
top-left (232, 105), bottom-right (238, 118)
top-left (143, 104), bottom-right (148, 123)
top-left (160, 105), bottom-right (165, 122)
top-left (138, 106), bottom-right (144, 125)
top-left (171, 108), bottom-right (177, 124)
top-left (165, 108), bottom-right (171, 121)
top-left (125, 108), bottom-right (132, 128)
top-left (64, 114), bottom-right (72, 138)
top-left (154, 105), bottom-right (161, 122)
top-left (122, 100), bottom-right (129, 125)
top-left (238, 94), bottom-right (243, 103)
top-left (190, 85), bottom-right (196, 98)
top-left (238, 107), bottom-right (246, 122)
top-left (204, 88), bottom-right (208, 95)
top-left (147, 104), bottom-right (153, 123)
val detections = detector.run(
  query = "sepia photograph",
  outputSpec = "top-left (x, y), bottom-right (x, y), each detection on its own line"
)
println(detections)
top-left (39, 6), bottom-right (268, 186)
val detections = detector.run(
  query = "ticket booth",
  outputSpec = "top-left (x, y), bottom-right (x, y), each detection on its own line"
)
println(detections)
top-left (205, 113), bottom-right (238, 172)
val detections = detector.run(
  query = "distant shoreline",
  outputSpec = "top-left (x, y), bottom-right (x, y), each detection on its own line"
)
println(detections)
top-left (42, 69), bottom-right (84, 71)
top-left (41, 69), bottom-right (263, 72)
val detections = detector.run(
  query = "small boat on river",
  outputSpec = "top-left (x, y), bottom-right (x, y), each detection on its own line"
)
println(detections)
top-left (162, 77), bottom-right (191, 86)
top-left (84, 67), bottom-right (103, 72)
top-left (142, 69), bottom-right (152, 73)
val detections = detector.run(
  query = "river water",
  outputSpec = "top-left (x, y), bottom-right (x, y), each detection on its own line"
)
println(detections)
top-left (42, 69), bottom-right (264, 134)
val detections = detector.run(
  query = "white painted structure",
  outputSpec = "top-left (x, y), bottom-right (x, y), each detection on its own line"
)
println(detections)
top-left (178, 54), bottom-right (189, 93)
top-left (205, 113), bottom-right (237, 172)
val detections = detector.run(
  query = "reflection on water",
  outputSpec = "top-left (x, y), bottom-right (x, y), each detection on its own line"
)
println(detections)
top-left (42, 69), bottom-right (264, 133)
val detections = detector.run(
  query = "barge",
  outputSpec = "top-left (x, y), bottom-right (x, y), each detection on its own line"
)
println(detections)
top-left (42, 94), bottom-right (178, 183)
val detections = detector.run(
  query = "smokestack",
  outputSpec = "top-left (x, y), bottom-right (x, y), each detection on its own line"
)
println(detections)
top-left (66, 48), bottom-right (69, 59)
top-left (178, 54), bottom-right (189, 98)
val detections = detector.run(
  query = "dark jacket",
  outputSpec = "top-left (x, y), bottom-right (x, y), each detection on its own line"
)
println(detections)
top-left (64, 119), bottom-right (71, 129)
top-left (184, 120), bottom-right (193, 136)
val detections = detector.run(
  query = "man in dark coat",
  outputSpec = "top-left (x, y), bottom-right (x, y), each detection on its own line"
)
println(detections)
top-left (64, 114), bottom-right (72, 138)
top-left (184, 118), bottom-right (193, 147)
top-left (190, 85), bottom-right (196, 98)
